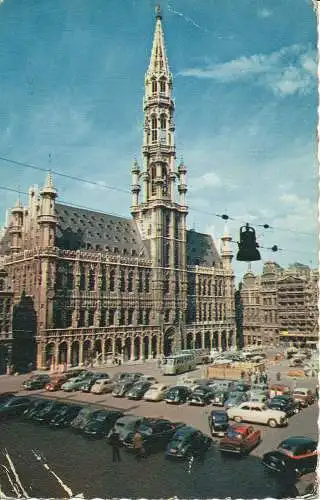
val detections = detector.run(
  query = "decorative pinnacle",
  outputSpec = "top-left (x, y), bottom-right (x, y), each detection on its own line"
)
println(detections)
top-left (45, 171), bottom-right (53, 189)
top-left (155, 4), bottom-right (162, 20)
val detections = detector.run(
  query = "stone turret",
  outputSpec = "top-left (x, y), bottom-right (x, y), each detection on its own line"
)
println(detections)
top-left (38, 172), bottom-right (58, 248)
top-left (220, 224), bottom-right (233, 271)
top-left (9, 200), bottom-right (23, 253)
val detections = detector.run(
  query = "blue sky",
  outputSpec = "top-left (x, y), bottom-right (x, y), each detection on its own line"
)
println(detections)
top-left (0, 0), bottom-right (317, 280)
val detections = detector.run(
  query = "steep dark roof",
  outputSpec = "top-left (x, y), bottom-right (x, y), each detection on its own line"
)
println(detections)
top-left (186, 230), bottom-right (221, 267)
top-left (55, 204), bottom-right (149, 257)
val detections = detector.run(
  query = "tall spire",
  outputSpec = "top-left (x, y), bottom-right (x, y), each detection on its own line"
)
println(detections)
top-left (147, 5), bottom-right (170, 77)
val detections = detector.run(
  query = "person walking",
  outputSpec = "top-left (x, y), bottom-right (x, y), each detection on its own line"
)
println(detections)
top-left (109, 429), bottom-right (121, 463)
top-left (133, 430), bottom-right (144, 461)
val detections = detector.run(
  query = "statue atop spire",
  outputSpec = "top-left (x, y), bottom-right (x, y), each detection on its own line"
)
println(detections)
top-left (155, 4), bottom-right (162, 20)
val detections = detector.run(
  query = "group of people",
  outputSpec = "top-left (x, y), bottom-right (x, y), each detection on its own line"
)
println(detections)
top-left (241, 369), bottom-right (268, 385)
top-left (109, 429), bottom-right (146, 463)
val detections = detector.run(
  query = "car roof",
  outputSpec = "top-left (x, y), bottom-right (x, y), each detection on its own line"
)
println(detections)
top-left (174, 425), bottom-right (197, 436)
top-left (211, 410), bottom-right (228, 416)
top-left (279, 436), bottom-right (316, 447)
top-left (230, 423), bottom-right (252, 433)
top-left (293, 387), bottom-right (308, 392)
top-left (116, 415), bottom-right (141, 423)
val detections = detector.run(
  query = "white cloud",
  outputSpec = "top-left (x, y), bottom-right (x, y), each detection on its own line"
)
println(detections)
top-left (179, 45), bottom-right (316, 97)
top-left (257, 8), bottom-right (272, 18)
top-left (189, 171), bottom-right (222, 190)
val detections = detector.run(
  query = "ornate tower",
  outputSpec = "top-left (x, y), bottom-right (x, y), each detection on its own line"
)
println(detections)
top-left (131, 6), bottom-right (188, 353)
top-left (38, 172), bottom-right (58, 248)
top-left (9, 200), bottom-right (23, 254)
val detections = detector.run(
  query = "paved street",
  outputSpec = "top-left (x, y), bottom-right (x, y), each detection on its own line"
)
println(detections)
top-left (0, 350), bottom-right (318, 498)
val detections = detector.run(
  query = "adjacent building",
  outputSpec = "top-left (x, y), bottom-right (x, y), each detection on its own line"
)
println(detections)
top-left (0, 260), bottom-right (13, 373)
top-left (241, 262), bottom-right (318, 348)
top-left (0, 9), bottom-right (236, 370)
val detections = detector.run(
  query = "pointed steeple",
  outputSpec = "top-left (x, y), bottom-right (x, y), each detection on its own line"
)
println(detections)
top-left (147, 5), bottom-right (170, 78)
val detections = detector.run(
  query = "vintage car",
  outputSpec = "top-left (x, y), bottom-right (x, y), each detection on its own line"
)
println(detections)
top-left (126, 381), bottom-right (152, 400)
top-left (219, 424), bottom-right (261, 455)
top-left (49, 404), bottom-right (83, 428)
top-left (91, 378), bottom-right (114, 394)
top-left (188, 386), bottom-right (215, 406)
top-left (211, 389), bottom-right (229, 407)
top-left (45, 375), bottom-right (68, 392)
top-left (225, 391), bottom-right (248, 409)
top-left (208, 410), bottom-right (229, 437)
top-left (82, 409), bottom-right (123, 438)
top-left (143, 383), bottom-right (170, 402)
top-left (227, 402), bottom-right (287, 428)
top-left (123, 418), bottom-right (180, 453)
top-left (262, 436), bottom-right (318, 479)
top-left (250, 384), bottom-right (269, 397)
top-left (292, 388), bottom-right (315, 408)
top-left (0, 396), bottom-right (31, 419)
top-left (268, 395), bottom-right (301, 416)
top-left (107, 415), bottom-right (144, 443)
top-left (112, 381), bottom-right (135, 398)
top-left (61, 373), bottom-right (94, 392)
top-left (22, 374), bottom-right (51, 390)
top-left (165, 426), bottom-right (212, 459)
top-left (165, 386), bottom-right (192, 404)
top-left (80, 373), bottom-right (110, 393)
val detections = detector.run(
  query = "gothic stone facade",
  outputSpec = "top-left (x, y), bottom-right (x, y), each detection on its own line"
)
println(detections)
top-left (241, 262), bottom-right (318, 348)
top-left (0, 12), bottom-right (235, 369)
top-left (0, 261), bottom-right (13, 373)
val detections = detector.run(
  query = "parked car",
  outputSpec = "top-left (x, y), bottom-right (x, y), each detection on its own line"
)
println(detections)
top-left (292, 388), bottom-right (315, 408)
top-left (209, 380), bottom-right (234, 392)
top-left (65, 369), bottom-right (88, 378)
top-left (126, 373), bottom-right (144, 383)
top-left (140, 375), bottom-right (158, 384)
top-left (22, 374), bottom-right (51, 390)
top-left (70, 407), bottom-right (99, 433)
top-left (23, 398), bottom-right (50, 419)
top-left (61, 373), bottom-right (94, 392)
top-left (262, 436), bottom-right (318, 479)
top-left (211, 389), bottom-right (229, 407)
top-left (112, 372), bottom-right (132, 384)
top-left (220, 424), bottom-right (261, 455)
top-left (248, 391), bottom-right (268, 404)
top-left (107, 415), bottom-right (143, 443)
top-left (0, 396), bottom-right (31, 419)
top-left (80, 373), bottom-right (110, 393)
top-left (82, 410), bottom-right (123, 438)
top-left (32, 401), bottom-right (67, 424)
top-left (49, 404), bottom-right (83, 428)
top-left (268, 395), bottom-right (300, 417)
top-left (165, 426), bottom-right (212, 459)
top-left (227, 402), bottom-right (288, 427)
top-left (235, 382), bottom-right (251, 393)
top-left (143, 383), bottom-right (170, 402)
top-left (91, 378), bottom-right (114, 395)
top-left (45, 375), bottom-right (68, 392)
top-left (225, 391), bottom-right (248, 409)
top-left (165, 386), bottom-right (192, 404)
top-left (126, 381), bottom-right (152, 400)
top-left (250, 384), bottom-right (269, 397)
top-left (208, 410), bottom-right (229, 437)
top-left (112, 381), bottom-right (135, 398)
top-left (123, 418), bottom-right (179, 453)
top-left (0, 393), bottom-right (16, 404)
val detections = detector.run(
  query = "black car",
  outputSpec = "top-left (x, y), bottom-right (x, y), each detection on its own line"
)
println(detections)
top-left (21, 374), bottom-right (51, 390)
top-left (80, 373), bottom-right (110, 393)
top-left (165, 386), bottom-right (192, 404)
top-left (112, 381), bottom-right (135, 398)
top-left (0, 396), bottom-right (31, 419)
top-left (31, 400), bottom-right (66, 423)
top-left (262, 436), bottom-right (318, 480)
top-left (123, 418), bottom-right (179, 453)
top-left (23, 398), bottom-right (50, 419)
top-left (268, 395), bottom-right (300, 417)
top-left (165, 426), bottom-right (212, 459)
top-left (208, 410), bottom-right (229, 437)
top-left (82, 410), bottom-right (123, 438)
top-left (188, 386), bottom-right (215, 406)
top-left (126, 381), bottom-right (152, 400)
top-left (49, 404), bottom-right (84, 428)
top-left (70, 406), bottom-right (99, 433)
top-left (211, 390), bottom-right (229, 407)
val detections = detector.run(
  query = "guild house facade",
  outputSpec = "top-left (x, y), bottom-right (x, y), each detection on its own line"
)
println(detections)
top-left (0, 9), bottom-right (235, 370)
top-left (241, 262), bottom-right (318, 348)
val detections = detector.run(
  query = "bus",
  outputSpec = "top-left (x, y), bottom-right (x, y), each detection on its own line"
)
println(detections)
top-left (162, 354), bottom-right (196, 375)
top-left (177, 349), bottom-right (210, 365)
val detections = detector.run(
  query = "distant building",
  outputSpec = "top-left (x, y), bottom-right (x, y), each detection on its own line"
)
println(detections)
top-left (0, 9), bottom-right (236, 370)
top-left (241, 262), bottom-right (318, 348)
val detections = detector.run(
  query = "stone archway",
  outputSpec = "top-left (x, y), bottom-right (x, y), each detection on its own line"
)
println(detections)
top-left (195, 332), bottom-right (202, 349)
top-left (124, 337), bottom-right (131, 361)
top-left (163, 328), bottom-right (175, 357)
top-left (115, 338), bottom-right (122, 356)
top-left (105, 338), bottom-right (112, 357)
top-left (143, 336), bottom-right (149, 359)
top-left (204, 331), bottom-right (210, 350)
top-left (151, 335), bottom-right (157, 358)
top-left (212, 332), bottom-right (219, 350)
top-left (228, 331), bottom-right (233, 349)
top-left (70, 341), bottom-right (80, 367)
top-left (58, 342), bottom-right (68, 364)
top-left (134, 336), bottom-right (140, 360)
top-left (94, 339), bottom-right (102, 364)
top-left (186, 332), bottom-right (193, 350)
top-left (45, 343), bottom-right (55, 367)
top-left (83, 339), bottom-right (91, 364)
top-left (221, 331), bottom-right (227, 351)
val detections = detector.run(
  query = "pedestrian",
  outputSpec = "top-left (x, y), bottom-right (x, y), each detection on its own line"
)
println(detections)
top-left (109, 429), bottom-right (121, 463)
top-left (133, 430), bottom-right (144, 461)
top-left (157, 358), bottom-right (161, 369)
top-left (276, 371), bottom-right (281, 382)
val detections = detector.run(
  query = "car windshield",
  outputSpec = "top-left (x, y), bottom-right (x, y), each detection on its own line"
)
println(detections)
top-left (278, 441), bottom-right (296, 452)
top-left (226, 428), bottom-right (242, 439)
top-left (91, 411), bottom-right (108, 422)
top-left (212, 413), bottom-right (228, 422)
top-left (293, 391), bottom-right (306, 395)
top-left (138, 424), bottom-right (153, 435)
top-left (228, 392), bottom-right (239, 399)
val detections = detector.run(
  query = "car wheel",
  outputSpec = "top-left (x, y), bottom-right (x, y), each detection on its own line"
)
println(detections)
top-left (234, 416), bottom-right (242, 423)
top-left (268, 419), bottom-right (277, 428)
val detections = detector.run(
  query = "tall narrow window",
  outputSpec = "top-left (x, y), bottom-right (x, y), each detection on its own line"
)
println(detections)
top-left (88, 309), bottom-right (95, 326)
top-left (101, 265), bottom-right (107, 291)
top-left (100, 309), bottom-right (106, 327)
top-left (138, 270), bottom-right (143, 292)
top-left (119, 309), bottom-right (125, 325)
top-left (164, 279), bottom-right (169, 294)
top-left (160, 80), bottom-right (166, 93)
top-left (109, 269), bottom-right (115, 292)
top-left (128, 270), bottom-right (133, 292)
top-left (162, 165), bottom-right (168, 196)
top-left (152, 80), bottom-right (157, 94)
top-left (145, 271), bottom-right (150, 293)
top-left (128, 308), bottom-right (134, 325)
top-left (89, 267), bottom-right (95, 291)
top-left (80, 265), bottom-right (85, 291)
top-left (151, 116), bottom-right (157, 143)
top-left (109, 309), bottom-right (115, 325)
top-left (151, 165), bottom-right (156, 196)
top-left (160, 114), bottom-right (166, 129)
top-left (120, 269), bottom-right (125, 292)
top-left (145, 309), bottom-right (150, 325)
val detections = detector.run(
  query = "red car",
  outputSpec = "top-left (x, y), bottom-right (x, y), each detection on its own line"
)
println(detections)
top-left (45, 375), bottom-right (68, 392)
top-left (219, 423), bottom-right (261, 455)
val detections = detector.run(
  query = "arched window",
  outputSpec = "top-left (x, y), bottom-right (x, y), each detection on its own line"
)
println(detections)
top-left (160, 114), bottom-right (166, 129)
top-left (151, 116), bottom-right (157, 143)
top-left (152, 80), bottom-right (157, 94)
top-left (128, 270), bottom-right (133, 292)
top-left (162, 165), bottom-right (168, 196)
top-left (160, 80), bottom-right (166, 93)
top-left (202, 280), bottom-right (207, 295)
top-left (151, 165), bottom-right (156, 196)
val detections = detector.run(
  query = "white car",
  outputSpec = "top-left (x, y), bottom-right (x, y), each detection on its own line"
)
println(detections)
top-left (227, 402), bottom-right (287, 428)
top-left (140, 375), bottom-right (158, 384)
top-left (91, 378), bottom-right (114, 395)
top-left (143, 383), bottom-right (170, 402)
